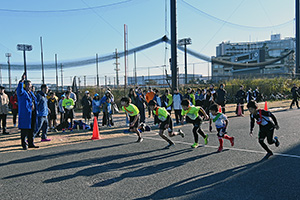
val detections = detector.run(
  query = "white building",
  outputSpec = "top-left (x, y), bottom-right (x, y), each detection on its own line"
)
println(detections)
top-left (213, 34), bottom-right (295, 81)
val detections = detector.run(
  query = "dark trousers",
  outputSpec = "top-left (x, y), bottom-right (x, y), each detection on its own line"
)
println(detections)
top-left (290, 97), bottom-right (299, 108)
top-left (174, 109), bottom-right (182, 124)
top-left (12, 109), bottom-right (18, 125)
top-left (217, 101), bottom-right (226, 114)
top-left (21, 111), bottom-right (36, 148)
top-left (60, 112), bottom-right (65, 125)
top-left (138, 107), bottom-right (146, 123)
top-left (0, 114), bottom-right (7, 132)
top-left (102, 112), bottom-right (107, 126)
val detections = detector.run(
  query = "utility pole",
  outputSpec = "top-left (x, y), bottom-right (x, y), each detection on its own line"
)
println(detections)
top-left (134, 51), bottom-right (137, 85)
top-left (84, 75), bottom-right (86, 88)
top-left (40, 37), bottom-right (45, 84)
top-left (55, 54), bottom-right (58, 92)
top-left (114, 48), bottom-right (120, 87)
top-left (5, 53), bottom-right (11, 91)
top-left (78, 77), bottom-right (81, 89)
top-left (96, 54), bottom-right (99, 87)
top-left (296, 0), bottom-right (300, 78)
top-left (105, 76), bottom-right (107, 88)
top-left (124, 24), bottom-right (128, 88)
top-left (171, 0), bottom-right (178, 91)
top-left (60, 63), bottom-right (63, 91)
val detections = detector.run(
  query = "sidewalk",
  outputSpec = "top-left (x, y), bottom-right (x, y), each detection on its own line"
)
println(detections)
top-left (0, 100), bottom-right (293, 153)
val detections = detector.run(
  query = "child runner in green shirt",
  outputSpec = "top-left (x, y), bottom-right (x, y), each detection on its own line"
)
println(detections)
top-left (121, 97), bottom-right (143, 142)
top-left (181, 99), bottom-right (209, 148)
top-left (148, 100), bottom-right (184, 149)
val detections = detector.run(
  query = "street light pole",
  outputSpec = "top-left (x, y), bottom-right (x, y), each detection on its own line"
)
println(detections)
top-left (178, 38), bottom-right (192, 84)
top-left (17, 44), bottom-right (32, 80)
top-left (5, 53), bottom-right (11, 91)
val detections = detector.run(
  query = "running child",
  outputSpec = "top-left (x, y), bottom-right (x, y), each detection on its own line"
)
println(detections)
top-left (209, 104), bottom-right (234, 152)
top-left (120, 97), bottom-right (143, 142)
top-left (247, 100), bottom-right (280, 159)
top-left (181, 99), bottom-right (209, 148)
top-left (148, 100), bottom-right (184, 149)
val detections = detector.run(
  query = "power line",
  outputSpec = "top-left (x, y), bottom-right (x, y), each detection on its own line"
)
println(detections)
top-left (180, 0), bottom-right (293, 30)
top-left (0, 0), bottom-right (135, 13)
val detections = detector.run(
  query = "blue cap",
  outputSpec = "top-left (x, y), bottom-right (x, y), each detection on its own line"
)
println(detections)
top-left (94, 93), bottom-right (99, 97)
top-left (61, 94), bottom-right (66, 98)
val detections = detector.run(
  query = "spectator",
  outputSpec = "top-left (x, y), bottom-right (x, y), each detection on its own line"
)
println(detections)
top-left (92, 93), bottom-right (101, 120)
top-left (161, 89), bottom-right (173, 114)
top-left (189, 89), bottom-right (196, 105)
top-left (195, 88), bottom-right (204, 106)
top-left (100, 91), bottom-right (114, 126)
top-left (10, 89), bottom-right (18, 127)
top-left (153, 89), bottom-right (161, 107)
top-left (145, 87), bottom-right (155, 118)
top-left (0, 86), bottom-right (9, 134)
top-left (62, 91), bottom-right (75, 133)
top-left (173, 88), bottom-right (183, 125)
top-left (246, 88), bottom-right (253, 103)
top-left (17, 74), bottom-right (39, 150)
top-left (184, 88), bottom-right (192, 104)
top-left (135, 88), bottom-right (147, 123)
top-left (290, 84), bottom-right (299, 109)
top-left (103, 97), bottom-right (113, 127)
top-left (48, 91), bottom-right (58, 131)
top-left (235, 85), bottom-right (247, 115)
top-left (35, 84), bottom-right (51, 141)
top-left (58, 95), bottom-right (65, 125)
top-left (203, 89), bottom-right (214, 114)
top-left (215, 84), bottom-right (227, 113)
top-left (81, 91), bottom-right (92, 124)
top-left (128, 88), bottom-right (137, 105)
top-left (67, 86), bottom-right (77, 105)
top-left (253, 87), bottom-right (262, 102)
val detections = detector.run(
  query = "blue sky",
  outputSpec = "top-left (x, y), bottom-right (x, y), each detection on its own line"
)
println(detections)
top-left (0, 0), bottom-right (295, 86)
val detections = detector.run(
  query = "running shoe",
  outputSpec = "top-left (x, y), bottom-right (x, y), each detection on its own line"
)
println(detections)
top-left (217, 146), bottom-right (223, 152)
top-left (165, 142), bottom-right (175, 149)
top-left (274, 137), bottom-right (280, 147)
top-left (178, 129), bottom-right (185, 138)
top-left (204, 134), bottom-right (208, 145)
top-left (230, 137), bottom-right (235, 146)
top-left (136, 137), bottom-right (143, 143)
top-left (191, 143), bottom-right (199, 148)
top-left (263, 152), bottom-right (273, 160)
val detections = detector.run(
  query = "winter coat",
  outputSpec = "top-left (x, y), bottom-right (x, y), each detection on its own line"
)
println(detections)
top-left (17, 81), bottom-right (37, 129)
top-left (0, 93), bottom-right (9, 114)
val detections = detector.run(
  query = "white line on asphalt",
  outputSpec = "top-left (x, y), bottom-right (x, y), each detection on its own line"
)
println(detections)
top-left (129, 135), bottom-right (300, 159)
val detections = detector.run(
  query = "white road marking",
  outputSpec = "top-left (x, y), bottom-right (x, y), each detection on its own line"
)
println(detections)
top-left (129, 135), bottom-right (300, 159)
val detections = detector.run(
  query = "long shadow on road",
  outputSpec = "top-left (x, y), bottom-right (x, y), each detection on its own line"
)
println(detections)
top-left (136, 144), bottom-right (300, 200)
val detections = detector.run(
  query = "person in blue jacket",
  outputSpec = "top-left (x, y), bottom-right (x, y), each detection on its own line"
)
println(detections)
top-left (17, 73), bottom-right (39, 150)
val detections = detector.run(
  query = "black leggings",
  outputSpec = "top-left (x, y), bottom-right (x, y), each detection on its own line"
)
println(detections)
top-left (258, 124), bottom-right (275, 153)
top-left (186, 117), bottom-right (206, 143)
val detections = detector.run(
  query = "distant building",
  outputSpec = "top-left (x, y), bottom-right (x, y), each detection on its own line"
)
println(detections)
top-left (212, 34), bottom-right (295, 81)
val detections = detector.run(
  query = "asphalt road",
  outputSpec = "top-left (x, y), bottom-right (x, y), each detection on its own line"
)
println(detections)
top-left (1, 108), bottom-right (300, 200)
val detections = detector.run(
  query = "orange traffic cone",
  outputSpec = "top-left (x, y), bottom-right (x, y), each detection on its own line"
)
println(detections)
top-left (264, 101), bottom-right (268, 111)
top-left (91, 116), bottom-right (100, 140)
top-left (237, 104), bottom-right (243, 116)
top-left (218, 105), bottom-right (222, 113)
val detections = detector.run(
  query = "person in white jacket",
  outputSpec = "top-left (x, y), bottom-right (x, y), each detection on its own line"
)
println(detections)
top-left (173, 88), bottom-right (183, 125)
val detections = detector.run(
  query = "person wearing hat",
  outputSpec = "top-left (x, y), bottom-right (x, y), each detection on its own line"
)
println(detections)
top-left (0, 86), bottom-right (9, 134)
top-left (81, 91), bottom-right (92, 124)
top-left (92, 93), bottom-right (101, 120)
